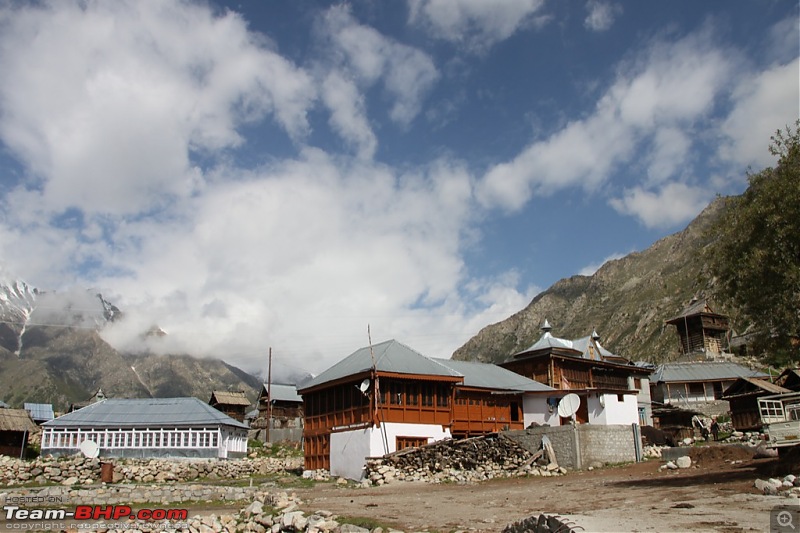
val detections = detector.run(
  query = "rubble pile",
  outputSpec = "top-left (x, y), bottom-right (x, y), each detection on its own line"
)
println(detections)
top-left (0, 454), bottom-right (303, 486)
top-left (754, 474), bottom-right (800, 498)
top-left (364, 435), bottom-right (566, 485)
top-left (725, 431), bottom-right (765, 446)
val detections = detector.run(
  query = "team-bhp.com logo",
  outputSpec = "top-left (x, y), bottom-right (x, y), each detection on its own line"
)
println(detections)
top-left (4, 504), bottom-right (188, 525)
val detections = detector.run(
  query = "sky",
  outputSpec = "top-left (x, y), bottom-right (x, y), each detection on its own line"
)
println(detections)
top-left (0, 0), bottom-right (797, 380)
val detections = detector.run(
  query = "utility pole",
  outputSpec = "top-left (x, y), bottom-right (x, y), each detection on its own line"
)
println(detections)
top-left (266, 347), bottom-right (272, 444)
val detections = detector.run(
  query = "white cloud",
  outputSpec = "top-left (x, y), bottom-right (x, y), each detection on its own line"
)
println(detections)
top-left (477, 29), bottom-right (733, 211)
top-left (609, 182), bottom-right (711, 229)
top-left (320, 71), bottom-right (377, 159)
top-left (719, 58), bottom-right (799, 170)
top-left (408, 0), bottom-right (547, 52)
top-left (320, 5), bottom-right (439, 126)
top-left (0, 1), bottom-right (316, 216)
top-left (584, 1), bottom-right (622, 32)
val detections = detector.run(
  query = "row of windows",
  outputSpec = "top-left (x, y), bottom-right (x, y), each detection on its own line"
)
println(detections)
top-left (42, 428), bottom-right (225, 449)
top-left (305, 379), bottom-right (452, 416)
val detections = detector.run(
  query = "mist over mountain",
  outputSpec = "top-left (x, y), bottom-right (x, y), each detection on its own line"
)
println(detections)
top-left (0, 278), bottom-right (262, 411)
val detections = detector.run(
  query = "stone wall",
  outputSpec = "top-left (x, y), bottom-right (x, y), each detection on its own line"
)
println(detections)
top-left (0, 454), bottom-right (303, 487)
top-left (504, 424), bottom-right (638, 469)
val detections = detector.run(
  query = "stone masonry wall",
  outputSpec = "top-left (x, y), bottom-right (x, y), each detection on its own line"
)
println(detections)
top-left (504, 426), bottom-right (579, 469)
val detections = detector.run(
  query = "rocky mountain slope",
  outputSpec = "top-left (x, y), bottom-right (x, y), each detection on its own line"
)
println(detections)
top-left (0, 283), bottom-right (261, 412)
top-left (452, 198), bottom-right (733, 365)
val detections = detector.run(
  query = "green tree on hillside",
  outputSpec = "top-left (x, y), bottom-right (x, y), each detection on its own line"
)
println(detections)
top-left (710, 121), bottom-right (800, 363)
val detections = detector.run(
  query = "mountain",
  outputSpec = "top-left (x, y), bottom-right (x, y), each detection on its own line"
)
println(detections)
top-left (452, 198), bottom-right (733, 365)
top-left (0, 282), bottom-right (261, 412)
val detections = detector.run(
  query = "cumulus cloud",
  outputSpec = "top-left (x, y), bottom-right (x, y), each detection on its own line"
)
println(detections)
top-left (320, 5), bottom-right (439, 126)
top-left (578, 252), bottom-right (627, 276)
top-left (0, 1), bottom-right (316, 217)
top-left (719, 58), bottom-right (800, 170)
top-left (408, 0), bottom-right (547, 52)
top-left (584, 1), bottom-right (622, 32)
top-left (477, 28), bottom-right (733, 212)
top-left (609, 182), bottom-right (712, 229)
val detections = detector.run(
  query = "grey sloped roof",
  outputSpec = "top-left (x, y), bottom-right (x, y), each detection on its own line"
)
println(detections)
top-left (432, 358), bottom-right (553, 392)
top-left (43, 397), bottom-right (248, 429)
top-left (24, 403), bottom-right (54, 422)
top-left (650, 361), bottom-right (767, 384)
top-left (299, 339), bottom-right (461, 391)
top-left (261, 383), bottom-right (302, 403)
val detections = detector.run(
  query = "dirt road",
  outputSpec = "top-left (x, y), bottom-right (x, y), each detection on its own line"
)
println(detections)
top-left (295, 447), bottom-right (790, 532)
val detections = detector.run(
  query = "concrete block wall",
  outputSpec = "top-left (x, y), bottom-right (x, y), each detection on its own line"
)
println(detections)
top-left (504, 424), bottom-right (639, 469)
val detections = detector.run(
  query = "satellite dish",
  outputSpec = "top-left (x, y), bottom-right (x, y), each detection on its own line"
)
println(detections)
top-left (557, 393), bottom-right (581, 418)
top-left (358, 378), bottom-right (371, 393)
top-left (79, 439), bottom-right (99, 459)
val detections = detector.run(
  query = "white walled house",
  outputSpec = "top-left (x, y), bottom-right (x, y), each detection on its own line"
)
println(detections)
top-left (299, 339), bottom-right (553, 479)
top-left (41, 397), bottom-right (249, 459)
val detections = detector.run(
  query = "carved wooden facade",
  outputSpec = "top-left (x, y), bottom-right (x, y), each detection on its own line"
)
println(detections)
top-left (666, 299), bottom-right (730, 356)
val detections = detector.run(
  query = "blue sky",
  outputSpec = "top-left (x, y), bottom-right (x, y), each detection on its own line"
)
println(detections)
top-left (0, 0), bottom-right (797, 378)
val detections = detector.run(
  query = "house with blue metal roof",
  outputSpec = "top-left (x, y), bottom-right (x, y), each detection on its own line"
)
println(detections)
top-left (24, 403), bottom-right (55, 424)
top-left (298, 339), bottom-right (554, 479)
top-left (650, 361), bottom-right (767, 408)
top-left (41, 397), bottom-right (248, 459)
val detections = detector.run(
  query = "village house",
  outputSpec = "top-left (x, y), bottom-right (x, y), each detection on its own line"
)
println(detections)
top-left (0, 408), bottom-right (37, 457)
top-left (298, 339), bottom-right (553, 480)
top-left (24, 402), bottom-right (54, 425)
top-left (41, 397), bottom-right (248, 459)
top-left (649, 361), bottom-right (767, 412)
top-left (499, 321), bottom-right (653, 426)
top-left (69, 388), bottom-right (107, 412)
top-left (255, 383), bottom-right (303, 444)
top-left (208, 390), bottom-right (251, 423)
top-left (723, 377), bottom-right (790, 431)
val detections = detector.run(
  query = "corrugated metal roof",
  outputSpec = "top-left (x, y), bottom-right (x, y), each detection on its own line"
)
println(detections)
top-left (517, 331), bottom-right (621, 362)
top-left (650, 361), bottom-right (767, 383)
top-left (209, 390), bottom-right (251, 406)
top-left (261, 383), bottom-right (302, 403)
top-left (0, 408), bottom-right (37, 432)
top-left (43, 397), bottom-right (248, 429)
top-left (299, 339), bottom-right (461, 391)
top-left (723, 377), bottom-right (790, 398)
top-left (432, 358), bottom-right (553, 392)
top-left (24, 403), bottom-right (54, 422)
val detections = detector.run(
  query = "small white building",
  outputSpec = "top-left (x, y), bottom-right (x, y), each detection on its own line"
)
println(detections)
top-left (41, 397), bottom-right (248, 459)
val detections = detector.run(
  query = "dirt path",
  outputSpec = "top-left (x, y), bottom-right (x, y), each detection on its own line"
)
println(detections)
top-left (295, 449), bottom-right (789, 532)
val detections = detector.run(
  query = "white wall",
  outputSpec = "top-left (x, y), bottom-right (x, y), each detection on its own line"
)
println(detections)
top-left (588, 393), bottom-right (638, 425)
top-left (523, 396), bottom-right (562, 427)
top-left (329, 422), bottom-right (452, 480)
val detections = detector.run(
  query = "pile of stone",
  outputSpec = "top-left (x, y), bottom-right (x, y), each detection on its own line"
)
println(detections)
top-left (502, 513), bottom-right (580, 533)
top-left (659, 455), bottom-right (693, 471)
top-left (643, 445), bottom-right (667, 459)
top-left (725, 431), bottom-right (765, 446)
top-left (363, 435), bottom-right (566, 486)
top-left (0, 454), bottom-right (303, 486)
top-left (754, 474), bottom-right (800, 498)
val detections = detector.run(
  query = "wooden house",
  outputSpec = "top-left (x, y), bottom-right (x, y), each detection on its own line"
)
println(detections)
top-left (208, 390), bottom-right (251, 423)
top-left (256, 383), bottom-right (304, 444)
top-left (0, 408), bottom-right (37, 457)
top-left (41, 397), bottom-right (248, 459)
top-left (24, 403), bottom-right (54, 425)
top-left (499, 321), bottom-right (652, 426)
top-left (649, 361), bottom-right (767, 407)
top-left (665, 299), bottom-right (730, 357)
top-left (774, 368), bottom-right (800, 391)
top-left (723, 377), bottom-right (790, 431)
top-left (298, 339), bottom-right (552, 479)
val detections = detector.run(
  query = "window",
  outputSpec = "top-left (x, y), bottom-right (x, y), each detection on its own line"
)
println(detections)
top-left (437, 385), bottom-right (449, 407)
top-left (422, 384), bottom-right (433, 407)
top-left (406, 384), bottom-right (418, 406)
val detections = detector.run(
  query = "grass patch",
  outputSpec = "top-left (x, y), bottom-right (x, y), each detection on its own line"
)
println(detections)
top-left (337, 515), bottom-right (404, 531)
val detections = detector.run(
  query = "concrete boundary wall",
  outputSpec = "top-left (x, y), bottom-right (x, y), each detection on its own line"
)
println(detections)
top-left (504, 424), bottom-right (638, 469)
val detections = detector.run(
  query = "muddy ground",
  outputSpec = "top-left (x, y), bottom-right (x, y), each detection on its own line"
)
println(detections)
top-left (294, 445), bottom-right (794, 532)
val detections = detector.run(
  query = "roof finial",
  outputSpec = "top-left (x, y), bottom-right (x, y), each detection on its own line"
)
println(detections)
top-left (591, 329), bottom-right (600, 341)
top-left (541, 319), bottom-right (552, 332)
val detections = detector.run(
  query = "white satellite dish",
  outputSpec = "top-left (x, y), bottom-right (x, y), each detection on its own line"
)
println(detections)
top-left (79, 439), bottom-right (99, 459)
top-left (557, 393), bottom-right (581, 418)
top-left (358, 378), bottom-right (371, 393)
